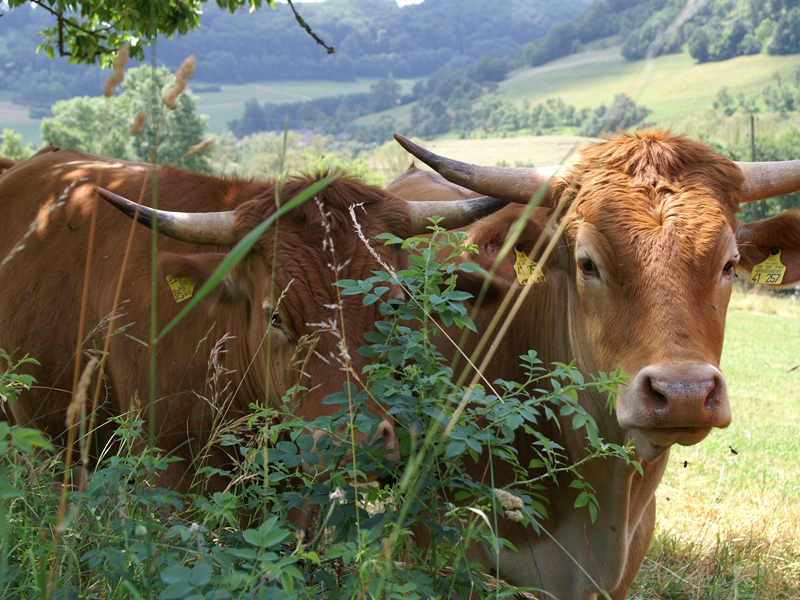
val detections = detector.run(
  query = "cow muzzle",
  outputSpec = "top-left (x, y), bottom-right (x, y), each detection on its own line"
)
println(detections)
top-left (617, 363), bottom-right (732, 461)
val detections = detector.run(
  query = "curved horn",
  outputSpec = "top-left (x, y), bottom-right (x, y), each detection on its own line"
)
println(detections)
top-left (95, 187), bottom-right (237, 246)
top-left (394, 133), bottom-right (558, 206)
top-left (406, 196), bottom-right (508, 235)
top-left (736, 160), bottom-right (800, 203)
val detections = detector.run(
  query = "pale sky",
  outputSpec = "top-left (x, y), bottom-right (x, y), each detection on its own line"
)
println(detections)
top-left (275, 0), bottom-right (424, 5)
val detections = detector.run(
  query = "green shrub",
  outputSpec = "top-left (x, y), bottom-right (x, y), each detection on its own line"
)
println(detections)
top-left (0, 224), bottom-right (635, 598)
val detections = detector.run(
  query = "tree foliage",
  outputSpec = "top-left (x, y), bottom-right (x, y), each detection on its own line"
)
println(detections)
top-left (40, 65), bottom-right (210, 172)
top-left (3, 0), bottom-right (275, 66)
top-left (0, 129), bottom-right (35, 161)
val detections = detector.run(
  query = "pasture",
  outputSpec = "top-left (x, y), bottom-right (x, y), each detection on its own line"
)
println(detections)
top-left (193, 77), bottom-right (418, 134)
top-left (500, 47), bottom-right (800, 123)
top-left (0, 78), bottom-right (420, 145)
top-left (355, 45), bottom-right (800, 133)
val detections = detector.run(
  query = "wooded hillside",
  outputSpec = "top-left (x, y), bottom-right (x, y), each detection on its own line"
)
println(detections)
top-left (0, 0), bottom-right (589, 114)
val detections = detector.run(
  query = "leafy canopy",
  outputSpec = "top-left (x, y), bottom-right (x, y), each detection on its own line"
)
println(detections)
top-left (5, 0), bottom-right (275, 66)
top-left (40, 65), bottom-right (210, 172)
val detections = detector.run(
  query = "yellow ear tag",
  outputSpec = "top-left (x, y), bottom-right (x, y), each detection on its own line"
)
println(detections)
top-left (165, 275), bottom-right (197, 303)
top-left (749, 248), bottom-right (786, 285)
top-left (513, 245), bottom-right (546, 285)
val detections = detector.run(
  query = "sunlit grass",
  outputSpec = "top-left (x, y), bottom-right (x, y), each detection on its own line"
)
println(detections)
top-left (500, 47), bottom-right (800, 125)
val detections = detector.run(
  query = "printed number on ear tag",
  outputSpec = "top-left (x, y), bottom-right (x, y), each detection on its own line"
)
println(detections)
top-left (166, 275), bottom-right (197, 303)
top-left (513, 246), bottom-right (546, 285)
top-left (749, 248), bottom-right (786, 285)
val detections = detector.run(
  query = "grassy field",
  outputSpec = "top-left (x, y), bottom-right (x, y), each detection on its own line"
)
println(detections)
top-left (0, 77), bottom-right (419, 145)
top-left (4, 45), bottom-right (800, 147)
top-left (355, 45), bottom-right (800, 132)
top-left (630, 287), bottom-right (800, 598)
top-left (193, 77), bottom-right (418, 134)
top-left (500, 47), bottom-right (800, 124)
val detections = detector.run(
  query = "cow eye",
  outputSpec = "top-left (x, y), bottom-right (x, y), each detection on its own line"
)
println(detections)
top-left (264, 302), bottom-right (283, 327)
top-left (723, 261), bottom-right (734, 272)
top-left (579, 258), bottom-right (598, 276)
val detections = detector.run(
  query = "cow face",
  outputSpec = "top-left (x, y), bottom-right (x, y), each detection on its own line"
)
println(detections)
top-left (399, 131), bottom-right (800, 462)
top-left (552, 138), bottom-right (743, 460)
top-left (495, 134), bottom-right (800, 461)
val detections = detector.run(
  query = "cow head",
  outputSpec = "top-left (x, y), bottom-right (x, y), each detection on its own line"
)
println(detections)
top-left (395, 131), bottom-right (800, 461)
top-left (95, 174), bottom-right (507, 468)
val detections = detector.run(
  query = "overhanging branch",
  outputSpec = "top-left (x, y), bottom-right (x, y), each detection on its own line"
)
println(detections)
top-left (287, 0), bottom-right (335, 55)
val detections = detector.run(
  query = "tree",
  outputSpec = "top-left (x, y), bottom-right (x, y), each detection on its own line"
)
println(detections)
top-left (688, 27), bottom-right (710, 62)
top-left (41, 65), bottom-right (210, 172)
top-left (229, 98), bottom-right (268, 138)
top-left (3, 0), bottom-right (274, 66)
top-left (580, 94), bottom-right (651, 137)
top-left (0, 129), bottom-right (35, 161)
top-left (368, 79), bottom-right (401, 113)
top-left (768, 7), bottom-right (800, 54)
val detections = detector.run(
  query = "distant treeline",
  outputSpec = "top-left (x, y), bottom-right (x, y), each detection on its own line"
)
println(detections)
top-left (156, 0), bottom-right (588, 81)
top-left (230, 56), bottom-right (652, 143)
top-left (522, 0), bottom-right (800, 68)
top-left (0, 0), bottom-right (587, 113)
top-left (229, 54), bottom-right (513, 140)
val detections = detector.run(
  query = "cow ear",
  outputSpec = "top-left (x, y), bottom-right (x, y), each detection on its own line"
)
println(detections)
top-left (736, 212), bottom-right (800, 284)
top-left (159, 252), bottom-right (254, 309)
top-left (466, 211), bottom-right (556, 286)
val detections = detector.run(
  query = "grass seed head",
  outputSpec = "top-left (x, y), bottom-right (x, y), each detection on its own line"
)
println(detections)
top-left (103, 44), bottom-right (129, 98)
top-left (129, 112), bottom-right (147, 136)
top-left (185, 135), bottom-right (217, 157)
top-left (163, 55), bottom-right (196, 109)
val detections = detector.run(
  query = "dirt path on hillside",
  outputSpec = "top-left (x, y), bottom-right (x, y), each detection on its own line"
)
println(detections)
top-left (507, 46), bottom-right (623, 81)
top-left (250, 84), bottom-right (312, 101)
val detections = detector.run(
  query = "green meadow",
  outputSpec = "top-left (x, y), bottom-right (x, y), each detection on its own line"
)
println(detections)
top-left (501, 47), bottom-right (800, 122)
top-left (0, 78), bottom-right (419, 145)
top-left (356, 45), bottom-right (800, 131)
top-left (194, 77), bottom-right (418, 134)
top-left (5, 44), bottom-right (800, 145)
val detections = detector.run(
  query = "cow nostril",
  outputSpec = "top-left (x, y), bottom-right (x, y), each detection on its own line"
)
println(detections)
top-left (703, 381), bottom-right (718, 411)
top-left (646, 378), bottom-right (669, 410)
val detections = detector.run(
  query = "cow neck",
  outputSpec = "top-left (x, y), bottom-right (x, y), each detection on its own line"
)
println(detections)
top-left (464, 269), bottom-right (670, 595)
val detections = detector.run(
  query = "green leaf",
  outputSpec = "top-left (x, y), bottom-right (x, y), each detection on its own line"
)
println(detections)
top-left (159, 582), bottom-right (195, 600)
top-left (188, 562), bottom-right (212, 587)
top-left (11, 427), bottom-right (53, 453)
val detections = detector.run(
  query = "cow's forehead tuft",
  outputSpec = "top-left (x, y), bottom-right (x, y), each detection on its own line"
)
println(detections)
top-left (557, 130), bottom-right (743, 217)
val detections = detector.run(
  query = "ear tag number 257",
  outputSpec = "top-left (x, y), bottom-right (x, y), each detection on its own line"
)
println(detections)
top-left (749, 248), bottom-right (786, 285)
top-left (166, 275), bottom-right (197, 303)
top-left (513, 245), bottom-right (546, 285)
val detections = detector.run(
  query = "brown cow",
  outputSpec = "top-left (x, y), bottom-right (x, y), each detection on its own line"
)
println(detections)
top-left (0, 147), bottom-right (506, 495)
top-left (386, 162), bottom-right (480, 202)
top-left (391, 130), bottom-right (800, 599)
